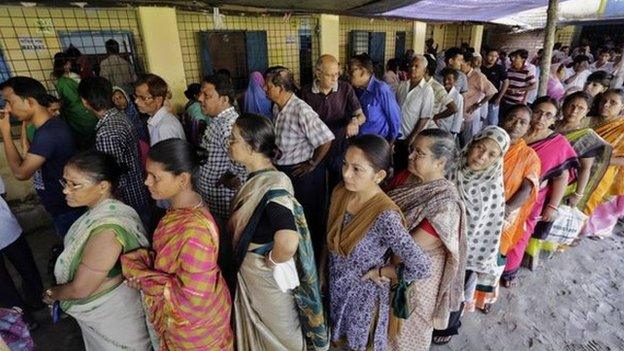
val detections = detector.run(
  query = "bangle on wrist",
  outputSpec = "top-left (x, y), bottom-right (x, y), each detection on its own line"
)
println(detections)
top-left (308, 159), bottom-right (317, 167)
top-left (268, 251), bottom-right (279, 266)
top-left (546, 204), bottom-right (558, 211)
top-left (574, 191), bottom-right (583, 197)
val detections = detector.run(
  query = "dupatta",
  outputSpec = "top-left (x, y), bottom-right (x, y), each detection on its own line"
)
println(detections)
top-left (228, 170), bottom-right (329, 350)
top-left (327, 184), bottom-right (402, 257)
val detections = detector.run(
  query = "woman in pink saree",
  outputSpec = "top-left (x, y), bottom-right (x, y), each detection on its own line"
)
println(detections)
top-left (501, 97), bottom-right (579, 287)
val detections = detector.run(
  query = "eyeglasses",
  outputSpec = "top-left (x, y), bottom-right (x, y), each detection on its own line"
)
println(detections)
top-left (59, 179), bottom-right (89, 192)
top-left (409, 148), bottom-right (434, 159)
top-left (134, 94), bottom-right (154, 103)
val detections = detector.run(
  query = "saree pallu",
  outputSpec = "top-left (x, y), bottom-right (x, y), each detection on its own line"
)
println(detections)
top-left (229, 170), bottom-right (329, 351)
top-left (121, 207), bottom-right (234, 351)
top-left (503, 133), bottom-right (579, 280)
top-left (499, 140), bottom-right (541, 255)
top-left (562, 128), bottom-right (612, 213)
top-left (53, 199), bottom-right (151, 350)
top-left (66, 283), bottom-right (152, 351)
top-left (387, 179), bottom-right (466, 348)
top-left (584, 117), bottom-right (624, 224)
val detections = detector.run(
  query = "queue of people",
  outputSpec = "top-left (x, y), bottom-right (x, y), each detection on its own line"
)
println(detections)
top-left (0, 39), bottom-right (623, 351)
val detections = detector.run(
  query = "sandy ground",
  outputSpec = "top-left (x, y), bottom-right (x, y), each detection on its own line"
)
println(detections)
top-left (6, 200), bottom-right (624, 351)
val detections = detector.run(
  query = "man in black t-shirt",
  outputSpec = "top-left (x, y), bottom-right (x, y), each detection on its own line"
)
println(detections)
top-left (0, 77), bottom-right (83, 238)
top-left (481, 48), bottom-right (510, 126)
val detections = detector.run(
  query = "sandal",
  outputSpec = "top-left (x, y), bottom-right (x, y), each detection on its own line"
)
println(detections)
top-left (432, 335), bottom-right (453, 345)
top-left (480, 303), bottom-right (492, 314)
top-left (500, 278), bottom-right (517, 289)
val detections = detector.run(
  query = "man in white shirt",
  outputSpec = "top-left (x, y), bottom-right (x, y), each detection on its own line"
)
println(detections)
top-left (134, 74), bottom-right (185, 146)
top-left (395, 54), bottom-right (434, 170)
top-left (564, 55), bottom-right (592, 92)
top-left (590, 48), bottom-right (614, 73)
top-left (439, 68), bottom-right (464, 136)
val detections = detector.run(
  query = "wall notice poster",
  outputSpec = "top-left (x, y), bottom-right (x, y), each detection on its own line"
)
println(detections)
top-left (19, 37), bottom-right (46, 51)
top-left (34, 18), bottom-right (54, 35)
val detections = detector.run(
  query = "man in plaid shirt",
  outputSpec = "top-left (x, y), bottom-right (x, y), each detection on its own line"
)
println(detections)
top-left (78, 76), bottom-right (152, 228)
top-left (196, 74), bottom-right (247, 224)
top-left (265, 66), bottom-right (334, 257)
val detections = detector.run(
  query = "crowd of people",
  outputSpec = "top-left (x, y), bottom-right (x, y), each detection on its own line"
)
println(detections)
top-left (0, 37), bottom-right (623, 351)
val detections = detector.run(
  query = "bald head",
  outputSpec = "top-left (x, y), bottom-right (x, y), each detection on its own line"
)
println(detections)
top-left (315, 54), bottom-right (341, 91)
top-left (315, 54), bottom-right (339, 71)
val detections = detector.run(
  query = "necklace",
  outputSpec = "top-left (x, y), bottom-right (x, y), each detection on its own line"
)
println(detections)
top-left (170, 197), bottom-right (204, 211)
top-left (191, 198), bottom-right (204, 210)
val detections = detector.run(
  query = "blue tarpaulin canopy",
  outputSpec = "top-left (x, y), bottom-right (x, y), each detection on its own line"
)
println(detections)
top-left (381, 0), bottom-right (556, 22)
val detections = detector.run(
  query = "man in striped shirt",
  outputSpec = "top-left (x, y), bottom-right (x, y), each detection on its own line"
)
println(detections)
top-left (501, 49), bottom-right (537, 116)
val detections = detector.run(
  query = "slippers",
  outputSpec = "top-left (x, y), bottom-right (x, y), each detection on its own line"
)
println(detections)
top-left (432, 336), bottom-right (453, 345)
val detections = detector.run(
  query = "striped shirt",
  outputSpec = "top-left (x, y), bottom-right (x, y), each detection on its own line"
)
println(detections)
top-left (503, 64), bottom-right (537, 105)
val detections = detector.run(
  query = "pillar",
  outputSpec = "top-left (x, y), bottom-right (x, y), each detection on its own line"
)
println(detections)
top-left (412, 21), bottom-right (427, 54)
top-left (470, 25), bottom-right (484, 53)
top-left (319, 14), bottom-right (340, 60)
top-left (136, 7), bottom-right (187, 112)
top-left (539, 0), bottom-right (559, 96)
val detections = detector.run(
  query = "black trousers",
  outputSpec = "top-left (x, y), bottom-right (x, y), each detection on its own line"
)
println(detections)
top-left (277, 162), bottom-right (327, 261)
top-left (0, 235), bottom-right (44, 310)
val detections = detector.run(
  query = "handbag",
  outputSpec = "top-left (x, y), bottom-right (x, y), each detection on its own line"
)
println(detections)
top-left (545, 205), bottom-right (588, 245)
top-left (390, 265), bottom-right (413, 319)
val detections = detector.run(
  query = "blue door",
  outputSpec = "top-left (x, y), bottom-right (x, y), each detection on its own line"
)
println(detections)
top-left (369, 32), bottom-right (386, 78)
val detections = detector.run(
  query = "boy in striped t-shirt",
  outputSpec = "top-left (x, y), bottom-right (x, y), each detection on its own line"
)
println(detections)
top-left (502, 49), bottom-right (537, 114)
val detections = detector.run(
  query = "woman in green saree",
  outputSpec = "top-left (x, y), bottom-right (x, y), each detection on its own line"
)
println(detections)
top-left (227, 114), bottom-right (329, 351)
top-left (43, 150), bottom-right (151, 351)
top-left (555, 91), bottom-right (612, 213)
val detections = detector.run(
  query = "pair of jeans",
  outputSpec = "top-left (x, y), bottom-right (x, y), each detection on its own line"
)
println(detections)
top-left (0, 235), bottom-right (44, 310)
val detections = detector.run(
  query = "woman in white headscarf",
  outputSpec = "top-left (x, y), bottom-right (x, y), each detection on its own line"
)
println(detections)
top-left (432, 125), bottom-right (510, 345)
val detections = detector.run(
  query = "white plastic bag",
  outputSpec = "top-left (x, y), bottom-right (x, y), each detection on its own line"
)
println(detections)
top-left (546, 205), bottom-right (588, 245)
top-left (273, 258), bottom-right (300, 292)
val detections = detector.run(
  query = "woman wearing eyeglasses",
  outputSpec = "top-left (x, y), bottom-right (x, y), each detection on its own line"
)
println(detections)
top-left (502, 97), bottom-right (579, 286)
top-left (44, 150), bottom-right (152, 351)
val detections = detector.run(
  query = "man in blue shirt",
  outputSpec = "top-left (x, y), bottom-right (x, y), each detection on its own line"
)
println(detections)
top-left (347, 54), bottom-right (401, 142)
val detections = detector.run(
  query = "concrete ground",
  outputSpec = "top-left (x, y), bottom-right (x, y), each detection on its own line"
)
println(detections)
top-left (6, 199), bottom-right (624, 351)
